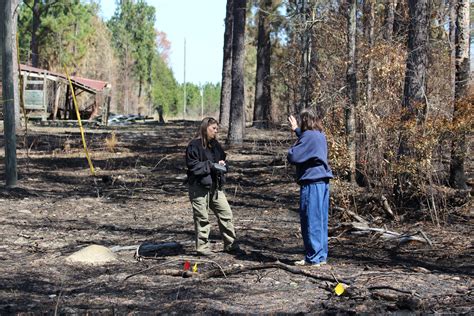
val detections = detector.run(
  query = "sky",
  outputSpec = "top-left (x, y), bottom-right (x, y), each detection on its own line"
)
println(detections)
top-left (99, 0), bottom-right (227, 85)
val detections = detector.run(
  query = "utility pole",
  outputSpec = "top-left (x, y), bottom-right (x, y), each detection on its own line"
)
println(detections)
top-left (183, 38), bottom-right (187, 120)
top-left (200, 86), bottom-right (204, 118)
top-left (1, 0), bottom-right (18, 187)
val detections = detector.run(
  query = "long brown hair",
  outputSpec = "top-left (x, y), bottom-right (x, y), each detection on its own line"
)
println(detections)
top-left (196, 117), bottom-right (219, 148)
top-left (299, 108), bottom-right (323, 132)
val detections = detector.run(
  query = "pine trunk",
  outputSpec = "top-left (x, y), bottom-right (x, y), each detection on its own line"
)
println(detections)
top-left (449, 0), bottom-right (470, 189)
top-left (346, 0), bottom-right (358, 183)
top-left (401, 0), bottom-right (429, 124)
top-left (30, 0), bottom-right (40, 67)
top-left (227, 0), bottom-right (247, 145)
top-left (385, 0), bottom-right (396, 41)
top-left (2, 0), bottom-right (18, 186)
top-left (449, 0), bottom-right (456, 106)
top-left (396, 0), bottom-right (429, 204)
top-left (298, 0), bottom-right (312, 112)
top-left (365, 0), bottom-right (375, 108)
top-left (253, 0), bottom-right (272, 128)
top-left (219, 0), bottom-right (234, 128)
top-left (10, 0), bottom-right (20, 127)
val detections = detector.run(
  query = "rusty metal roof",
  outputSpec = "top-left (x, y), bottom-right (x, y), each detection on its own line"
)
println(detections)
top-left (20, 64), bottom-right (110, 93)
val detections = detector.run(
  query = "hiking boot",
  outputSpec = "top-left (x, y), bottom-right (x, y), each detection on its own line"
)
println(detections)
top-left (224, 244), bottom-right (245, 255)
top-left (196, 250), bottom-right (213, 257)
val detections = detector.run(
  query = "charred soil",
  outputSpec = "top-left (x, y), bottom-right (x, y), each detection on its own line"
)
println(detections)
top-left (0, 121), bottom-right (472, 314)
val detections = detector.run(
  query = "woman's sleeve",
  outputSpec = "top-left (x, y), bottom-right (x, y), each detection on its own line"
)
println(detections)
top-left (287, 133), bottom-right (309, 164)
top-left (216, 141), bottom-right (227, 161)
top-left (186, 144), bottom-right (211, 176)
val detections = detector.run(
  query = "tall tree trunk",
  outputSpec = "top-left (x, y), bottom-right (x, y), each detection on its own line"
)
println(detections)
top-left (253, 0), bottom-right (273, 128)
top-left (30, 0), bottom-right (41, 67)
top-left (11, 0), bottom-right (20, 127)
top-left (356, 0), bottom-right (375, 187)
top-left (219, 0), bottom-right (234, 128)
top-left (346, 0), bottom-right (358, 183)
top-left (449, 0), bottom-right (470, 189)
top-left (365, 0), bottom-right (375, 108)
top-left (227, 0), bottom-right (247, 145)
top-left (385, 0), bottom-right (397, 41)
top-left (401, 0), bottom-right (429, 125)
top-left (448, 0), bottom-right (456, 106)
top-left (298, 0), bottom-right (312, 112)
top-left (396, 0), bottom-right (429, 203)
top-left (2, 0), bottom-right (18, 187)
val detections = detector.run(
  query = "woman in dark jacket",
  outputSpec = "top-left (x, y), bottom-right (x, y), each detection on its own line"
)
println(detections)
top-left (186, 117), bottom-right (239, 256)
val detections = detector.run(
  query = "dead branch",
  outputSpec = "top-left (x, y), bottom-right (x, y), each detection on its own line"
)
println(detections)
top-left (348, 222), bottom-right (428, 244)
top-left (380, 195), bottom-right (396, 219)
top-left (333, 206), bottom-right (368, 224)
top-left (368, 285), bottom-right (420, 297)
top-left (151, 155), bottom-right (171, 171)
top-left (124, 257), bottom-right (228, 281)
top-left (418, 230), bottom-right (433, 247)
top-left (130, 261), bottom-right (351, 284)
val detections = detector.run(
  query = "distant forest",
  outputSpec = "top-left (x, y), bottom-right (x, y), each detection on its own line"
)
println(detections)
top-left (15, 0), bottom-right (221, 117)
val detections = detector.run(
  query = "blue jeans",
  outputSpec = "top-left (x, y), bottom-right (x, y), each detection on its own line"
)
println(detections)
top-left (299, 181), bottom-right (329, 264)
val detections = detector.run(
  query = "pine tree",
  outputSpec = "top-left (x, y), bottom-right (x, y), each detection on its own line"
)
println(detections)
top-left (227, 0), bottom-right (247, 145)
top-left (253, 0), bottom-right (275, 128)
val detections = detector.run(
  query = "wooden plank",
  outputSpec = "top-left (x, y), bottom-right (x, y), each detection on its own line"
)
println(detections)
top-left (52, 84), bottom-right (61, 120)
top-left (26, 80), bottom-right (44, 85)
top-left (43, 73), bottom-right (47, 112)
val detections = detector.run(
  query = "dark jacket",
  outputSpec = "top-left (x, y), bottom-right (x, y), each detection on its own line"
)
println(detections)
top-left (186, 138), bottom-right (227, 189)
top-left (287, 128), bottom-right (333, 185)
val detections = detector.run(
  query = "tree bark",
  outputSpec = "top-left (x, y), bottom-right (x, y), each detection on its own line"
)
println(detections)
top-left (30, 0), bottom-right (41, 67)
top-left (448, 0), bottom-right (456, 106)
top-left (219, 0), bottom-right (234, 129)
top-left (449, 0), bottom-right (470, 189)
top-left (401, 0), bottom-right (429, 124)
top-left (365, 0), bottom-right (375, 108)
top-left (384, 0), bottom-right (397, 41)
top-left (356, 0), bottom-right (375, 187)
top-left (297, 0), bottom-right (313, 112)
top-left (2, 0), bottom-right (18, 187)
top-left (346, 0), bottom-right (358, 183)
top-left (227, 0), bottom-right (247, 145)
top-left (396, 0), bottom-right (429, 203)
top-left (10, 0), bottom-right (20, 127)
top-left (253, 0), bottom-right (273, 128)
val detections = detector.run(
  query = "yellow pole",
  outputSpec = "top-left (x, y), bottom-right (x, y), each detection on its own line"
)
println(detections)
top-left (63, 65), bottom-right (96, 176)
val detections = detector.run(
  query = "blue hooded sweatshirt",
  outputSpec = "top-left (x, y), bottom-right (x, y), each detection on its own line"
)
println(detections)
top-left (287, 128), bottom-right (333, 184)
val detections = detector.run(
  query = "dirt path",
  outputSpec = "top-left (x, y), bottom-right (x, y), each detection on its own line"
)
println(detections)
top-left (0, 122), bottom-right (472, 314)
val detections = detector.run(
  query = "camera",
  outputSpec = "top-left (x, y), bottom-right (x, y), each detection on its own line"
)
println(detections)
top-left (212, 162), bottom-right (227, 173)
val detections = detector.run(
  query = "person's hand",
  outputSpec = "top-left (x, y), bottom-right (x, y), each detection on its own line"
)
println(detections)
top-left (218, 160), bottom-right (226, 166)
top-left (288, 115), bottom-right (298, 131)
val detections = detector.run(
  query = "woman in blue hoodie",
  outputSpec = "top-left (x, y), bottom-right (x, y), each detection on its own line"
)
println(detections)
top-left (287, 109), bottom-right (333, 266)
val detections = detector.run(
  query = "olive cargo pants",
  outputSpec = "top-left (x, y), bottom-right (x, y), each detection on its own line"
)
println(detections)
top-left (188, 183), bottom-right (236, 254)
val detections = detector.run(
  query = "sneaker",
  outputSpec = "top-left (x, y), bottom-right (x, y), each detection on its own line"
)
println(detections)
top-left (294, 259), bottom-right (327, 267)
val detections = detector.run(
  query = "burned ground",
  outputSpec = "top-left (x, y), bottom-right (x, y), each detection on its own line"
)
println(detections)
top-left (0, 122), bottom-right (472, 314)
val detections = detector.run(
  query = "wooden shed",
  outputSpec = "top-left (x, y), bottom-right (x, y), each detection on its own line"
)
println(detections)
top-left (17, 64), bottom-right (111, 122)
